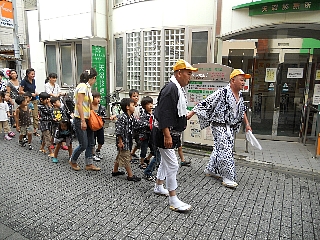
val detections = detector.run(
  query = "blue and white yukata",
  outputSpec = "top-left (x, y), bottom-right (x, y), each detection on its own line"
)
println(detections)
top-left (192, 84), bottom-right (246, 182)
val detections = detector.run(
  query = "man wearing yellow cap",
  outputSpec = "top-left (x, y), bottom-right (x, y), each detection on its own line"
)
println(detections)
top-left (153, 59), bottom-right (197, 212)
top-left (187, 69), bottom-right (252, 188)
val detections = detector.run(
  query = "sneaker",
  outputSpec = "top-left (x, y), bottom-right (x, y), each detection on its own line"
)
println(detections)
top-left (204, 168), bottom-right (222, 179)
top-left (52, 157), bottom-right (58, 163)
top-left (61, 145), bottom-right (68, 150)
top-left (8, 132), bottom-right (15, 137)
top-left (4, 135), bottom-right (12, 140)
top-left (169, 196), bottom-right (191, 212)
top-left (181, 161), bottom-right (191, 167)
top-left (154, 184), bottom-right (169, 196)
top-left (19, 140), bottom-right (26, 147)
top-left (96, 150), bottom-right (103, 159)
top-left (144, 175), bottom-right (156, 181)
top-left (222, 178), bottom-right (238, 188)
top-left (28, 145), bottom-right (33, 150)
top-left (127, 175), bottom-right (141, 182)
top-left (112, 171), bottom-right (125, 176)
top-left (92, 155), bottom-right (101, 162)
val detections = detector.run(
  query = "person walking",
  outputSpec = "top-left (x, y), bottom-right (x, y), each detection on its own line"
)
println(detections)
top-left (19, 68), bottom-right (39, 136)
top-left (187, 69), bottom-right (252, 188)
top-left (69, 68), bottom-right (100, 171)
top-left (153, 59), bottom-right (197, 212)
top-left (6, 70), bottom-right (20, 127)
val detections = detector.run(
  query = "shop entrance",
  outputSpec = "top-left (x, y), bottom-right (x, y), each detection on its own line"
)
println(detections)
top-left (251, 50), bottom-right (310, 140)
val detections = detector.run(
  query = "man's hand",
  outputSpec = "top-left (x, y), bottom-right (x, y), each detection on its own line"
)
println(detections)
top-left (164, 135), bottom-right (172, 148)
top-left (187, 111), bottom-right (195, 120)
top-left (245, 124), bottom-right (252, 132)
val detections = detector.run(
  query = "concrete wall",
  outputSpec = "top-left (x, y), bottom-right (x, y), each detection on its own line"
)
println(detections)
top-left (111, 0), bottom-right (216, 33)
top-left (25, 10), bottom-right (46, 92)
top-left (38, 0), bottom-right (107, 41)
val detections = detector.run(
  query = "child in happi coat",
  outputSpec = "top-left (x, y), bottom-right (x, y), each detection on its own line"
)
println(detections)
top-left (112, 98), bottom-right (149, 182)
top-left (0, 92), bottom-right (15, 140)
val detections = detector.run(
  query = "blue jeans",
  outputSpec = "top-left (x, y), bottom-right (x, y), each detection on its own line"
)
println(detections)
top-left (71, 118), bottom-right (94, 165)
top-left (144, 148), bottom-right (161, 176)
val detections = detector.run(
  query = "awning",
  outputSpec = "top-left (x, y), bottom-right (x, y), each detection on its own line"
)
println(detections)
top-left (0, 54), bottom-right (21, 61)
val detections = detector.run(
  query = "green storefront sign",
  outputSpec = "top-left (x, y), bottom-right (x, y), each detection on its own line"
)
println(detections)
top-left (233, 1), bottom-right (320, 16)
top-left (92, 45), bottom-right (107, 105)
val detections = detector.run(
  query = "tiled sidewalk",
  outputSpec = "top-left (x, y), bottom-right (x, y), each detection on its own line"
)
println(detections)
top-left (0, 134), bottom-right (319, 239)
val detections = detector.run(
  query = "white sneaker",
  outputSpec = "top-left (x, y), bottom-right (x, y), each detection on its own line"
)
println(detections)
top-left (154, 184), bottom-right (169, 196)
top-left (204, 169), bottom-right (222, 179)
top-left (222, 177), bottom-right (238, 188)
top-left (169, 196), bottom-right (191, 212)
top-left (92, 155), bottom-right (101, 162)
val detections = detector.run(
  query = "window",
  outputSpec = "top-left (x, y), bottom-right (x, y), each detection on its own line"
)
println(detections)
top-left (76, 44), bottom-right (82, 83)
top-left (126, 32), bottom-right (141, 90)
top-left (61, 44), bottom-right (73, 86)
top-left (115, 37), bottom-right (123, 88)
top-left (45, 45), bottom-right (57, 75)
top-left (191, 31), bottom-right (208, 65)
top-left (143, 30), bottom-right (161, 91)
top-left (164, 29), bottom-right (185, 82)
top-left (44, 42), bottom-right (82, 87)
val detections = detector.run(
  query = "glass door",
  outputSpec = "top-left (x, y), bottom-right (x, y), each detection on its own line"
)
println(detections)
top-left (251, 53), bottom-right (279, 136)
top-left (276, 53), bottom-right (309, 137)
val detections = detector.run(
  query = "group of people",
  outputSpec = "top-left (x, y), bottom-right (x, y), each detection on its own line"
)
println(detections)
top-left (0, 59), bottom-right (252, 213)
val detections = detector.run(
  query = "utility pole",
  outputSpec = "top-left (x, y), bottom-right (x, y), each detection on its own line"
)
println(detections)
top-left (12, 0), bottom-right (22, 81)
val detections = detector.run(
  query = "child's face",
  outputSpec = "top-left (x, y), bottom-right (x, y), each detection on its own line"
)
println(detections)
top-left (130, 92), bottom-right (139, 105)
top-left (41, 98), bottom-right (50, 105)
top-left (4, 93), bottom-right (10, 101)
top-left (50, 77), bottom-right (57, 84)
top-left (128, 102), bottom-right (135, 114)
top-left (21, 99), bottom-right (27, 107)
top-left (145, 103), bottom-right (153, 113)
top-left (60, 123), bottom-right (68, 131)
top-left (93, 96), bottom-right (100, 105)
top-left (53, 100), bottom-right (61, 108)
top-left (24, 96), bottom-right (31, 103)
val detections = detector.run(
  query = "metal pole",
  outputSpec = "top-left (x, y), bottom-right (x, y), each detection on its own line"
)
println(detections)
top-left (303, 104), bottom-right (310, 145)
top-left (12, 0), bottom-right (22, 81)
top-left (245, 107), bottom-right (252, 153)
top-left (314, 105), bottom-right (320, 158)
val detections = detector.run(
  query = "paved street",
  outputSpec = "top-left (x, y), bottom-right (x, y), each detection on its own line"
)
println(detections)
top-left (0, 133), bottom-right (320, 239)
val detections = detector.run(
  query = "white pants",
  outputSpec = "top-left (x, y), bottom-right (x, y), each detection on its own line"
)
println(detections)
top-left (156, 148), bottom-right (179, 191)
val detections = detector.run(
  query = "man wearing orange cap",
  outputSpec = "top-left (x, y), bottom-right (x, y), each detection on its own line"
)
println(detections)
top-left (153, 59), bottom-right (197, 212)
top-left (187, 69), bottom-right (252, 188)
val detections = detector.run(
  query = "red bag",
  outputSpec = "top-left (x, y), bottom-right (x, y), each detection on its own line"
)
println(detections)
top-left (88, 110), bottom-right (103, 131)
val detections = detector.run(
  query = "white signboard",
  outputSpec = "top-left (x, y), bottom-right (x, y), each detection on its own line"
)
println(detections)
top-left (265, 68), bottom-right (277, 82)
top-left (287, 68), bottom-right (304, 78)
top-left (313, 84), bottom-right (320, 105)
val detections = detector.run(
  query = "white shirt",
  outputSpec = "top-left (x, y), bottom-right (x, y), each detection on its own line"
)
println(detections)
top-left (0, 102), bottom-right (9, 121)
top-left (45, 82), bottom-right (61, 96)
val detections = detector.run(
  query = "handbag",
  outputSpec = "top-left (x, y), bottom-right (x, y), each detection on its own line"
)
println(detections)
top-left (88, 110), bottom-right (104, 131)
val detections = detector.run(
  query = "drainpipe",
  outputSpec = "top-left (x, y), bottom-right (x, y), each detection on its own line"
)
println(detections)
top-left (12, 0), bottom-right (22, 81)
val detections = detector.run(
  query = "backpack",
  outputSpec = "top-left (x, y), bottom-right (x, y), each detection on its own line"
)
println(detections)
top-left (88, 110), bottom-right (104, 131)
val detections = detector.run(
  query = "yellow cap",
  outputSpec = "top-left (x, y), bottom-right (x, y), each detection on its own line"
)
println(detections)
top-left (173, 59), bottom-right (198, 72)
top-left (230, 69), bottom-right (251, 79)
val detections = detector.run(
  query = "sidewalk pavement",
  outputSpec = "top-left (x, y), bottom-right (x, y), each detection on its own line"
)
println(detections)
top-left (0, 133), bottom-right (319, 239)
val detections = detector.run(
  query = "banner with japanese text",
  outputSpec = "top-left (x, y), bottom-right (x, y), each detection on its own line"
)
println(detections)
top-left (91, 45), bottom-right (107, 105)
top-left (0, 1), bottom-right (14, 28)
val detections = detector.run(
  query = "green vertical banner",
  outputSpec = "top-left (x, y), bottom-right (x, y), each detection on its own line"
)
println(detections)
top-left (91, 45), bottom-right (107, 105)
